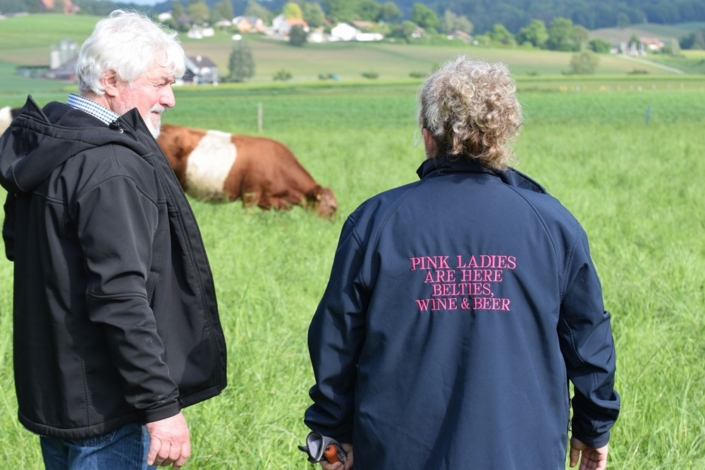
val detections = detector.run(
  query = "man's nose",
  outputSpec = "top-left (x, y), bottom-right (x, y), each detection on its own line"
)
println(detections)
top-left (161, 85), bottom-right (176, 108)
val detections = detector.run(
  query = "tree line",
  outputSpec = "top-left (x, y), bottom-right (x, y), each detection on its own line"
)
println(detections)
top-left (4, 0), bottom-right (704, 52)
top-left (7, 0), bottom-right (698, 53)
top-left (4, 0), bottom-right (704, 36)
top-left (224, 0), bottom-right (705, 33)
top-left (396, 0), bottom-right (705, 33)
top-left (224, 0), bottom-right (705, 34)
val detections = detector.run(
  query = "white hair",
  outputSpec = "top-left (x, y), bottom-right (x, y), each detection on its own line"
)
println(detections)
top-left (76, 10), bottom-right (186, 95)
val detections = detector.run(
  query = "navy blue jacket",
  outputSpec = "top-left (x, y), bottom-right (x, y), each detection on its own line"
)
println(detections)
top-left (305, 157), bottom-right (619, 470)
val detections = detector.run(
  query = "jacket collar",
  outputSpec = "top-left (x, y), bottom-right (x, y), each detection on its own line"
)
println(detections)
top-left (0, 96), bottom-right (153, 194)
top-left (416, 155), bottom-right (547, 194)
top-left (416, 155), bottom-right (496, 180)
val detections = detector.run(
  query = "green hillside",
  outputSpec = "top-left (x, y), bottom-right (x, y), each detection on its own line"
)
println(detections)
top-left (0, 14), bottom-right (98, 65)
top-left (182, 36), bottom-right (676, 81)
top-left (590, 25), bottom-right (685, 44)
top-left (0, 13), bottom-right (689, 89)
top-left (633, 23), bottom-right (702, 37)
top-left (673, 21), bottom-right (705, 32)
top-left (646, 50), bottom-right (705, 75)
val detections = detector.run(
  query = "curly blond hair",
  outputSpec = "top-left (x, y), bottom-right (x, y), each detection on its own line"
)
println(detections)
top-left (417, 57), bottom-right (522, 170)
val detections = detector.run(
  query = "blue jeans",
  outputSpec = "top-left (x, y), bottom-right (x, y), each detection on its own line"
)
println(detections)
top-left (40, 423), bottom-right (155, 470)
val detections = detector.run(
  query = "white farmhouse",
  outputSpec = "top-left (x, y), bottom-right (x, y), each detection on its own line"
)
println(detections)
top-left (330, 23), bottom-right (383, 42)
top-left (308, 30), bottom-right (325, 43)
top-left (331, 23), bottom-right (359, 41)
top-left (271, 14), bottom-right (309, 35)
top-left (271, 14), bottom-right (287, 33)
top-left (356, 32), bottom-right (383, 42)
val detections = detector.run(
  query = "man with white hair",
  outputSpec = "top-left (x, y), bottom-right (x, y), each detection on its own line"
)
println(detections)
top-left (303, 57), bottom-right (619, 470)
top-left (0, 11), bottom-right (226, 469)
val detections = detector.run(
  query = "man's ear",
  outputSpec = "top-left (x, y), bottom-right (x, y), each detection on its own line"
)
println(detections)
top-left (102, 70), bottom-right (119, 98)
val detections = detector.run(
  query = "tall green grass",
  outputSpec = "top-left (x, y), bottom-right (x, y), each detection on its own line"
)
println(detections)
top-left (0, 83), bottom-right (704, 468)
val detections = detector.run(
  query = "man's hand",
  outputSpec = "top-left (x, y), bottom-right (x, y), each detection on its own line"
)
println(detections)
top-left (320, 443), bottom-right (353, 470)
top-left (146, 412), bottom-right (191, 469)
top-left (569, 437), bottom-right (608, 470)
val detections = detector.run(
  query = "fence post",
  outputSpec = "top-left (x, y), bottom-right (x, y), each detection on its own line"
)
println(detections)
top-left (258, 102), bottom-right (263, 133)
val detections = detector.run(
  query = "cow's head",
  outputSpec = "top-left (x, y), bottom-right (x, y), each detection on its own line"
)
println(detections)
top-left (306, 186), bottom-right (338, 219)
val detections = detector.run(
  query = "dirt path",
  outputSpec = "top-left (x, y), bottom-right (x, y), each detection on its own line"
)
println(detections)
top-left (617, 55), bottom-right (686, 74)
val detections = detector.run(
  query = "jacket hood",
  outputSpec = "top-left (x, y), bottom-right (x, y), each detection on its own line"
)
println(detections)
top-left (0, 96), bottom-right (151, 193)
top-left (417, 156), bottom-right (546, 194)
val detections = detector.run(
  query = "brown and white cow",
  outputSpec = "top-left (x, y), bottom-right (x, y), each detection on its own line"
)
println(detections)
top-left (156, 124), bottom-right (337, 218)
top-left (0, 106), bottom-right (21, 136)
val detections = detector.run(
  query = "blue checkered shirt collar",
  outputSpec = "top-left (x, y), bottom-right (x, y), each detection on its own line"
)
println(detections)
top-left (66, 93), bottom-right (120, 126)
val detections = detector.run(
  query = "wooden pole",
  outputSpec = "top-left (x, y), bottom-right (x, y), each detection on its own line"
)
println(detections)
top-left (258, 102), bottom-right (263, 133)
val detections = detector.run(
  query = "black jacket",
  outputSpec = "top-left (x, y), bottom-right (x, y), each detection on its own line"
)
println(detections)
top-left (305, 157), bottom-right (619, 469)
top-left (0, 96), bottom-right (227, 439)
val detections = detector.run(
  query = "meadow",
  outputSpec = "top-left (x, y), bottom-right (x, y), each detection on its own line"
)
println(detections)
top-left (0, 77), bottom-right (704, 469)
top-left (1, 12), bottom-right (705, 470)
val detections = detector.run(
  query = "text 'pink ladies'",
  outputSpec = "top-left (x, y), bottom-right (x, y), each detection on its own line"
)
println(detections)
top-left (409, 254), bottom-right (517, 312)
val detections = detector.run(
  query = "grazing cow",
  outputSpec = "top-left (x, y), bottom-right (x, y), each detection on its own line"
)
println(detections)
top-left (156, 124), bottom-right (337, 218)
top-left (0, 107), bottom-right (20, 136)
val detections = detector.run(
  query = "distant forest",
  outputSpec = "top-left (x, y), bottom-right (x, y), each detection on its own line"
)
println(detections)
top-left (396, 0), bottom-right (705, 33)
top-left (2, 0), bottom-right (704, 34)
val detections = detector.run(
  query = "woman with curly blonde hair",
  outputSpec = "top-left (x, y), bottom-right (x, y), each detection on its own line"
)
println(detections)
top-left (418, 57), bottom-right (522, 169)
top-left (303, 57), bottom-right (619, 470)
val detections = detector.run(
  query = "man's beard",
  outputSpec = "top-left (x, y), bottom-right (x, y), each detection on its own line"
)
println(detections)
top-left (145, 104), bottom-right (166, 138)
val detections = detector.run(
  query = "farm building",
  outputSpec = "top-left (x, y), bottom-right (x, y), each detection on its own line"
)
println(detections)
top-left (233, 16), bottom-right (266, 33)
top-left (186, 27), bottom-right (214, 39)
top-left (331, 23), bottom-right (359, 41)
top-left (330, 23), bottom-right (383, 42)
top-left (49, 39), bottom-right (76, 70)
top-left (183, 55), bottom-right (219, 85)
top-left (42, 57), bottom-right (77, 81)
top-left (447, 30), bottom-right (472, 42)
top-left (39, 0), bottom-right (79, 14)
top-left (351, 21), bottom-right (375, 31)
top-left (640, 37), bottom-right (664, 51)
top-left (271, 15), bottom-right (309, 35)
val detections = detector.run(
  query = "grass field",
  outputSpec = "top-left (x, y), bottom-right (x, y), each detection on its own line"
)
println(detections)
top-left (1, 11), bottom-right (705, 470)
top-left (1, 75), bottom-right (705, 468)
top-left (646, 50), bottom-right (705, 75)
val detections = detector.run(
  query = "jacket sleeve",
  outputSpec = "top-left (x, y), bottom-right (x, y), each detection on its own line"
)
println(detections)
top-left (304, 216), bottom-right (368, 443)
top-left (2, 191), bottom-right (15, 261)
top-left (558, 226), bottom-right (620, 448)
top-left (76, 172), bottom-right (180, 423)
